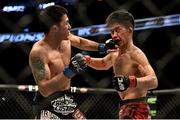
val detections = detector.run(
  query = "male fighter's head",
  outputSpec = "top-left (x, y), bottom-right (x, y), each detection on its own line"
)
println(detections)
top-left (39, 5), bottom-right (71, 38)
top-left (106, 10), bottom-right (134, 47)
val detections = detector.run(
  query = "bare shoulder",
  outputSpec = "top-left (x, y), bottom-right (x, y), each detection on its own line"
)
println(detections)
top-left (68, 33), bottom-right (77, 41)
top-left (68, 33), bottom-right (73, 38)
top-left (29, 41), bottom-right (47, 60)
top-left (131, 47), bottom-right (149, 66)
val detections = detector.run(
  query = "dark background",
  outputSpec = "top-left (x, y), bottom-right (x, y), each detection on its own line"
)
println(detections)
top-left (0, 0), bottom-right (180, 119)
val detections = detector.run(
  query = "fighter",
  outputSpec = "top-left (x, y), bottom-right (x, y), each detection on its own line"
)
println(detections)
top-left (83, 10), bottom-right (158, 119)
top-left (29, 5), bottom-right (116, 119)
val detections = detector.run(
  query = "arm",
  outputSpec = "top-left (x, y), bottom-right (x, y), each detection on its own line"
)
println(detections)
top-left (136, 60), bottom-right (158, 90)
top-left (69, 33), bottom-right (99, 51)
top-left (87, 52), bottom-right (114, 70)
top-left (113, 50), bottom-right (158, 91)
top-left (29, 50), bottom-right (70, 97)
top-left (69, 33), bottom-right (118, 54)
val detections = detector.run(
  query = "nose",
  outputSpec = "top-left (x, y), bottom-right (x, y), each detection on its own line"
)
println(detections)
top-left (111, 31), bottom-right (118, 40)
top-left (68, 23), bottom-right (71, 30)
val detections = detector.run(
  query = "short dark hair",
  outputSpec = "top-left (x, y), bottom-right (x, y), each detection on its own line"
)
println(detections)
top-left (39, 5), bottom-right (68, 34)
top-left (106, 10), bottom-right (134, 29)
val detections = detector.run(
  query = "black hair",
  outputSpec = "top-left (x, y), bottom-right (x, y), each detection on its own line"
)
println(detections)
top-left (39, 5), bottom-right (68, 34)
top-left (106, 10), bottom-right (134, 29)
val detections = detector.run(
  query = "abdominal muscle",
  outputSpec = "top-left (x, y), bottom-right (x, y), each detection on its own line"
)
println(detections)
top-left (119, 87), bottom-right (147, 100)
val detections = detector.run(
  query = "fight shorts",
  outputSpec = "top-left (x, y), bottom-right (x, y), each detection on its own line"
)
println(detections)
top-left (33, 91), bottom-right (86, 119)
top-left (119, 97), bottom-right (151, 119)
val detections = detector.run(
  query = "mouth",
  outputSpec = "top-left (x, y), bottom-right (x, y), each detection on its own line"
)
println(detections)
top-left (113, 39), bottom-right (121, 47)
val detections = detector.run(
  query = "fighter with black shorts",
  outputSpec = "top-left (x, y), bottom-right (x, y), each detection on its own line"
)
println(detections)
top-left (29, 5), bottom-right (115, 119)
top-left (33, 91), bottom-right (86, 119)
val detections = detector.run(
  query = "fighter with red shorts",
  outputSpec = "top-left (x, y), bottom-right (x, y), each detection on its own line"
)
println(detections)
top-left (84, 10), bottom-right (158, 119)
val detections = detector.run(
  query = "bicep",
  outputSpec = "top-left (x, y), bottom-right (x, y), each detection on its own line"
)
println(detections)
top-left (30, 57), bottom-right (50, 83)
top-left (139, 64), bottom-right (156, 76)
top-left (136, 52), bottom-right (155, 76)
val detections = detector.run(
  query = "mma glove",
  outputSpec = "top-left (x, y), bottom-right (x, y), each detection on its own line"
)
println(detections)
top-left (112, 75), bottom-right (137, 92)
top-left (98, 39), bottom-right (118, 54)
top-left (63, 53), bottom-right (90, 78)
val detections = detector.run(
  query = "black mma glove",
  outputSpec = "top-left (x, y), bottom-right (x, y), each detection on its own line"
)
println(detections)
top-left (98, 39), bottom-right (118, 54)
top-left (63, 53), bottom-right (88, 78)
top-left (112, 75), bottom-right (137, 92)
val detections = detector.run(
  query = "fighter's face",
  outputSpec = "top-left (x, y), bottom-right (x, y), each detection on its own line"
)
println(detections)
top-left (56, 14), bottom-right (71, 39)
top-left (109, 24), bottom-right (131, 47)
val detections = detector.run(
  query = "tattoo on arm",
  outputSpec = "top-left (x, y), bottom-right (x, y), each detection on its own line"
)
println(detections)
top-left (31, 58), bottom-right (45, 81)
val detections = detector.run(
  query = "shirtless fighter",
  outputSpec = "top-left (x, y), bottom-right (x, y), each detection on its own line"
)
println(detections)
top-left (84, 10), bottom-right (158, 119)
top-left (29, 5), bottom-right (116, 119)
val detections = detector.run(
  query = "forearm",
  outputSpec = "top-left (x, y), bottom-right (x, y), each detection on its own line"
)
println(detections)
top-left (70, 34), bottom-right (117, 53)
top-left (70, 34), bottom-right (99, 51)
top-left (87, 57), bottom-right (110, 70)
top-left (38, 73), bottom-right (70, 97)
top-left (113, 74), bottom-right (158, 92)
top-left (78, 37), bottom-right (99, 51)
top-left (136, 75), bottom-right (158, 90)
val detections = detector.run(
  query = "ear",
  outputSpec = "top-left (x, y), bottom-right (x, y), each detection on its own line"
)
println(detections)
top-left (129, 27), bottom-right (133, 33)
top-left (52, 25), bottom-right (58, 32)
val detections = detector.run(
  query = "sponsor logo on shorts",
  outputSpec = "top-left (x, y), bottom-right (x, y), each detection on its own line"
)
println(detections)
top-left (51, 94), bottom-right (77, 115)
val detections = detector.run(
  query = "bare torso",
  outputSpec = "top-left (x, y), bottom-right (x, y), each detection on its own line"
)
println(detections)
top-left (32, 39), bottom-right (72, 90)
top-left (112, 47), bottom-right (147, 100)
top-left (46, 41), bottom-right (71, 77)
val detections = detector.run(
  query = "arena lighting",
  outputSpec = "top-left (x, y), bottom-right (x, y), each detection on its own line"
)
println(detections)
top-left (38, 2), bottom-right (55, 10)
top-left (0, 33), bottom-right (44, 42)
top-left (1, 0), bottom-right (78, 12)
top-left (0, 14), bottom-right (180, 42)
top-left (2, 5), bottom-right (25, 12)
top-left (2, 2), bottom-right (55, 12)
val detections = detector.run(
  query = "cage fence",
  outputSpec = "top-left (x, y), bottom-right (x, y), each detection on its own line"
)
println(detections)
top-left (0, 87), bottom-right (180, 119)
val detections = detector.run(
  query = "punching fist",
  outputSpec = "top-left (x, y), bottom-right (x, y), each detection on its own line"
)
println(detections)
top-left (112, 75), bottom-right (137, 92)
top-left (70, 53), bottom-right (87, 72)
top-left (98, 39), bottom-right (118, 54)
top-left (63, 53), bottom-right (90, 78)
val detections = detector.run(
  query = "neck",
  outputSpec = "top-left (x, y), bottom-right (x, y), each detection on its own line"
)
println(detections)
top-left (119, 38), bottom-right (134, 54)
top-left (44, 33), bottom-right (62, 49)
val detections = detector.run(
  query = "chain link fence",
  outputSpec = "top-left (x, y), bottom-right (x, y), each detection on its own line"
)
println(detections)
top-left (0, 89), bottom-right (120, 119)
top-left (0, 89), bottom-right (180, 119)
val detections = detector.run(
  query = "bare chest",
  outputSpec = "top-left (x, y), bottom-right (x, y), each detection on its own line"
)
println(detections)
top-left (113, 55), bottom-right (139, 76)
top-left (48, 49), bottom-right (71, 76)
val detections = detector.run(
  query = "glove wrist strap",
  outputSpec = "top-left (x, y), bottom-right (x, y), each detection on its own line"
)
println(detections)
top-left (98, 43), bottom-right (106, 54)
top-left (129, 76), bottom-right (137, 87)
top-left (85, 56), bottom-right (91, 64)
top-left (63, 66), bottom-right (75, 79)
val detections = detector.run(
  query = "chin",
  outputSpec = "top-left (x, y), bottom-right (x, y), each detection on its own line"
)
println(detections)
top-left (65, 37), bottom-right (69, 40)
top-left (66, 32), bottom-right (70, 37)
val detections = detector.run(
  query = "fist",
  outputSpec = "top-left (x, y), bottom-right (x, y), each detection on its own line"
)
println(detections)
top-left (63, 53), bottom-right (88, 79)
top-left (70, 53), bottom-right (87, 73)
top-left (105, 39), bottom-right (118, 49)
top-left (112, 75), bottom-right (137, 92)
top-left (98, 39), bottom-right (118, 54)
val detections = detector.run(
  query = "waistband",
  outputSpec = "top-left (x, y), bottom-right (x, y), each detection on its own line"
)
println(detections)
top-left (33, 90), bottom-right (71, 103)
top-left (120, 97), bottom-right (147, 106)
